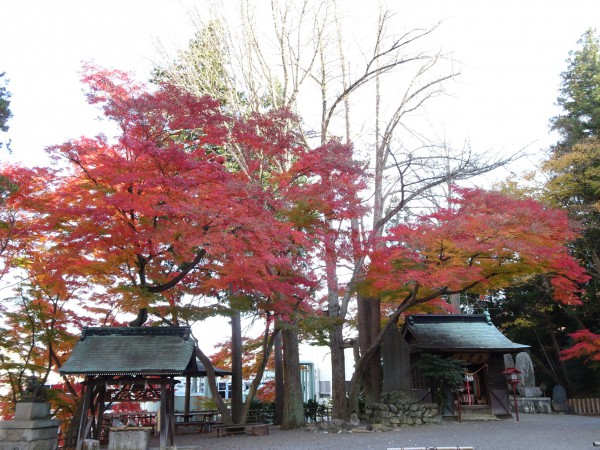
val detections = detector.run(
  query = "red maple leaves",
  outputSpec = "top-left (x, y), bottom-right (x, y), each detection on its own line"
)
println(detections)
top-left (367, 186), bottom-right (589, 308)
top-left (0, 66), bottom-right (366, 323)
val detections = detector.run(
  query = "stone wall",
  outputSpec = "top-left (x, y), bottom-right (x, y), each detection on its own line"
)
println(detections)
top-left (363, 391), bottom-right (442, 428)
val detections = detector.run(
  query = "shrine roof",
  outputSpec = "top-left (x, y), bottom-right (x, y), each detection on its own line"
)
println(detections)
top-left (59, 326), bottom-right (230, 377)
top-left (403, 313), bottom-right (529, 353)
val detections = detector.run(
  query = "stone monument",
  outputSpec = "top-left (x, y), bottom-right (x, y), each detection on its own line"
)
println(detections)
top-left (0, 376), bottom-right (61, 450)
top-left (551, 384), bottom-right (571, 412)
top-left (507, 352), bottom-right (551, 414)
top-left (515, 352), bottom-right (543, 397)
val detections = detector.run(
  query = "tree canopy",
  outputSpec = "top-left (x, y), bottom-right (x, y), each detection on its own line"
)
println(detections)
top-left (367, 187), bottom-right (587, 307)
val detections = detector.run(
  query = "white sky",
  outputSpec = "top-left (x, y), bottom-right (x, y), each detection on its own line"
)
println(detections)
top-left (2, 0), bottom-right (599, 172)
top-left (1, 0), bottom-right (599, 349)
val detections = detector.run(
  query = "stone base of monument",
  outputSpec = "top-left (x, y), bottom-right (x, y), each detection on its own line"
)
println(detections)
top-left (108, 427), bottom-right (151, 450)
top-left (0, 402), bottom-right (61, 450)
top-left (509, 395), bottom-right (552, 414)
top-left (517, 386), bottom-right (543, 397)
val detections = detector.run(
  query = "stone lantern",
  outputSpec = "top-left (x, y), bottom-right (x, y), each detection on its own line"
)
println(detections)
top-left (502, 367), bottom-right (521, 421)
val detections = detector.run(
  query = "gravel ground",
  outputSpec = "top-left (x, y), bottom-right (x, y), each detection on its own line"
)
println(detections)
top-left (148, 413), bottom-right (600, 450)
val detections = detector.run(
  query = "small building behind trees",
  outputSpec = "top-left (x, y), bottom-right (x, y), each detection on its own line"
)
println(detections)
top-left (383, 313), bottom-right (529, 418)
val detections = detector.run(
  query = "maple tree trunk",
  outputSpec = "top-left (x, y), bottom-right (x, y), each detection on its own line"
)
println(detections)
top-left (329, 322), bottom-right (349, 420)
top-left (194, 346), bottom-right (233, 425)
top-left (281, 325), bottom-right (305, 429)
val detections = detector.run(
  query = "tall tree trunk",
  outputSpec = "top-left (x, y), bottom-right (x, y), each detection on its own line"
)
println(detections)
top-left (281, 325), bottom-right (305, 429)
top-left (355, 68), bottom-right (385, 407)
top-left (231, 309), bottom-right (243, 424)
top-left (274, 327), bottom-right (284, 425)
top-left (357, 293), bottom-right (381, 405)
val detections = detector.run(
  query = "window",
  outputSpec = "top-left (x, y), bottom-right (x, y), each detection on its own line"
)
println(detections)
top-left (319, 381), bottom-right (331, 398)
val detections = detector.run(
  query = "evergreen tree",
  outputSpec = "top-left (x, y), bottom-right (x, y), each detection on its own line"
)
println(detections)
top-left (0, 72), bottom-right (11, 150)
top-left (551, 29), bottom-right (600, 155)
top-left (541, 29), bottom-right (600, 389)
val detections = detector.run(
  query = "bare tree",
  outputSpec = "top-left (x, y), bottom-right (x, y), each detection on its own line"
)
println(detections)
top-left (155, 0), bottom-right (519, 421)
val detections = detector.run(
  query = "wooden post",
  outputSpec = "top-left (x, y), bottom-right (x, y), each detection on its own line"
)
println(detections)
top-left (76, 378), bottom-right (94, 450)
top-left (159, 381), bottom-right (167, 450)
top-left (168, 380), bottom-right (175, 446)
top-left (97, 382), bottom-right (106, 439)
top-left (184, 375), bottom-right (191, 423)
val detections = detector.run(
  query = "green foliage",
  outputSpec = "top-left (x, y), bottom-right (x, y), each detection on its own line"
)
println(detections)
top-left (0, 72), bottom-right (11, 150)
top-left (248, 398), bottom-right (276, 424)
top-left (414, 353), bottom-right (465, 408)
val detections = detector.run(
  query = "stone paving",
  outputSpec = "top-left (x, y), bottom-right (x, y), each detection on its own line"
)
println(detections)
top-left (149, 413), bottom-right (600, 450)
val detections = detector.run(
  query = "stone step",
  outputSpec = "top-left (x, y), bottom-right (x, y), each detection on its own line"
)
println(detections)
top-left (459, 413), bottom-right (498, 421)
top-left (457, 405), bottom-right (496, 421)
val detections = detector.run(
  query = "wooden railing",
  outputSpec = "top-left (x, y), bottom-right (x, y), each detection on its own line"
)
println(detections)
top-left (568, 398), bottom-right (600, 414)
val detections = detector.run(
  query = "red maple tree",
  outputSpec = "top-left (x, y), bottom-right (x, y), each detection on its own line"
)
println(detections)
top-left (345, 186), bottom-right (589, 409)
top-left (0, 65), bottom-right (367, 424)
top-left (1, 67), bottom-right (351, 320)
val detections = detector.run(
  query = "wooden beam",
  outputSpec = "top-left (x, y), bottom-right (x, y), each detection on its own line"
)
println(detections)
top-left (168, 381), bottom-right (175, 446)
top-left (75, 379), bottom-right (93, 450)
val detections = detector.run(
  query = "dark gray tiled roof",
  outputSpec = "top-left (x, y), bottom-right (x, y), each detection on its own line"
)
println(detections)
top-left (60, 327), bottom-right (211, 376)
top-left (403, 314), bottom-right (529, 353)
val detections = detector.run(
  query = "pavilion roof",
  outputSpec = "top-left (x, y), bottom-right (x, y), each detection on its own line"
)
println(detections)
top-left (59, 326), bottom-right (231, 377)
top-left (403, 313), bottom-right (529, 353)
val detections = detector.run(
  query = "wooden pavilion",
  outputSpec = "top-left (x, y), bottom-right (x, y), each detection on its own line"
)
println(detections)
top-left (382, 313), bottom-right (529, 417)
top-left (60, 326), bottom-right (230, 450)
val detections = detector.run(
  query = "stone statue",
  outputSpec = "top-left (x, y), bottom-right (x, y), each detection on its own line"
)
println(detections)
top-left (21, 376), bottom-right (47, 402)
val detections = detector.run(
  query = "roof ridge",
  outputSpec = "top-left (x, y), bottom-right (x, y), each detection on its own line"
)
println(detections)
top-left (81, 326), bottom-right (192, 340)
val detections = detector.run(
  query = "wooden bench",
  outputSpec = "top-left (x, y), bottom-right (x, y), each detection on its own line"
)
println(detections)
top-left (215, 423), bottom-right (269, 437)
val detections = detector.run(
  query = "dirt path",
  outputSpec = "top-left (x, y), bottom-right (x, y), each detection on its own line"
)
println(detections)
top-left (148, 413), bottom-right (600, 450)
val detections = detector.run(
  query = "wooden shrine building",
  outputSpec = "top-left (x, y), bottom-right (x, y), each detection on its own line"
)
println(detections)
top-left (60, 326), bottom-right (230, 450)
top-left (382, 313), bottom-right (529, 417)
